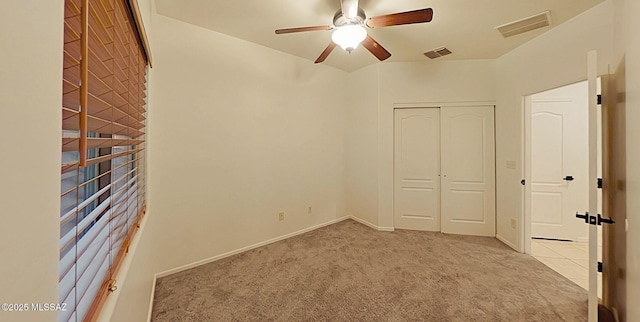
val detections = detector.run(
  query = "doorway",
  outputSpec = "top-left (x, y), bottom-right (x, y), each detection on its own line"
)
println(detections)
top-left (393, 105), bottom-right (495, 236)
top-left (524, 80), bottom-right (603, 297)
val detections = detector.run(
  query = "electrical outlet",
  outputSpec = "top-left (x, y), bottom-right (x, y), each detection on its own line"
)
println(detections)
top-left (279, 212), bottom-right (285, 221)
top-left (308, 206), bottom-right (313, 214)
top-left (510, 218), bottom-right (516, 229)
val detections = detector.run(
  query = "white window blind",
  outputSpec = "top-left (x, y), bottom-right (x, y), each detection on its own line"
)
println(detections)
top-left (61, 0), bottom-right (150, 320)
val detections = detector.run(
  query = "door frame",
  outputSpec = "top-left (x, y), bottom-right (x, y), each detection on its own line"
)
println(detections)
top-left (392, 101), bottom-right (497, 230)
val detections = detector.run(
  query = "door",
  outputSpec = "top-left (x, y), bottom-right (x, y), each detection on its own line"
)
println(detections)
top-left (441, 106), bottom-right (495, 236)
top-left (530, 82), bottom-right (589, 241)
top-left (393, 108), bottom-right (440, 231)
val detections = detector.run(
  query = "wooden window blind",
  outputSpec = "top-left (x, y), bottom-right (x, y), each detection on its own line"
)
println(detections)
top-left (61, 0), bottom-right (150, 320)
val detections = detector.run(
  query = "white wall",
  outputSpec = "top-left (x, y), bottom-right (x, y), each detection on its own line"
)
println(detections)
top-left (495, 1), bottom-right (613, 250)
top-left (612, 0), bottom-right (640, 320)
top-left (376, 60), bottom-right (497, 228)
top-left (148, 14), bottom-right (348, 273)
top-left (0, 1), bottom-right (63, 322)
top-left (346, 64), bottom-right (380, 226)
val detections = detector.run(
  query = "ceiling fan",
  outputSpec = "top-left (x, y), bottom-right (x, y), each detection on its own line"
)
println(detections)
top-left (275, 0), bottom-right (433, 63)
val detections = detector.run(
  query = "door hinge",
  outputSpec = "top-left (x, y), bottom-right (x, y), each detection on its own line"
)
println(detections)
top-left (598, 178), bottom-right (603, 189)
top-left (576, 212), bottom-right (615, 226)
top-left (521, 179), bottom-right (525, 186)
top-left (597, 94), bottom-right (602, 105)
top-left (598, 262), bottom-right (603, 273)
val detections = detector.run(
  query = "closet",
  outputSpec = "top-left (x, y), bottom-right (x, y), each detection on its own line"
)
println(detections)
top-left (393, 105), bottom-right (496, 236)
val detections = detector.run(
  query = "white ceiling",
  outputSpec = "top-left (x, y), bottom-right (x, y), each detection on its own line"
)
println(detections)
top-left (155, 0), bottom-right (604, 72)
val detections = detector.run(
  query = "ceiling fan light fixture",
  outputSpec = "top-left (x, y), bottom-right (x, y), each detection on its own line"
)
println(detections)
top-left (331, 25), bottom-right (367, 52)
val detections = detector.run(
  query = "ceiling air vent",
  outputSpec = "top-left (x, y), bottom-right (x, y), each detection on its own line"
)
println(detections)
top-left (424, 47), bottom-right (452, 59)
top-left (496, 11), bottom-right (551, 38)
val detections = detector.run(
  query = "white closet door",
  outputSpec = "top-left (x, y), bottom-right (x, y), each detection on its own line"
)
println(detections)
top-left (393, 108), bottom-right (441, 231)
top-left (441, 106), bottom-right (495, 236)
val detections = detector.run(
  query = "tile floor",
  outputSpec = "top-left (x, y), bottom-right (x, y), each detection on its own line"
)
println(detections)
top-left (531, 239), bottom-right (602, 298)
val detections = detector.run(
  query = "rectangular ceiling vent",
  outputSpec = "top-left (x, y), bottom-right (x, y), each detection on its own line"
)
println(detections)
top-left (496, 11), bottom-right (551, 38)
top-left (424, 47), bottom-right (452, 59)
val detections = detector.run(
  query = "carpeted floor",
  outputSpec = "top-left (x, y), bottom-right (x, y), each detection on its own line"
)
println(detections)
top-left (152, 219), bottom-right (587, 321)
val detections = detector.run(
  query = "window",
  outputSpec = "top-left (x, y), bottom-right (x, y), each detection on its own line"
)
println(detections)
top-left (60, 0), bottom-right (151, 320)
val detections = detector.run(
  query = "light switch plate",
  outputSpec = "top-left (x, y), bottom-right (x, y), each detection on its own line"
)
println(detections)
top-left (506, 160), bottom-right (516, 169)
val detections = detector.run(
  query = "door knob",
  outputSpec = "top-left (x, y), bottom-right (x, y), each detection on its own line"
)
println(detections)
top-left (563, 176), bottom-right (575, 181)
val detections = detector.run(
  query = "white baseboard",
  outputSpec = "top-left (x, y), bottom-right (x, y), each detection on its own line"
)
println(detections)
top-left (496, 234), bottom-right (519, 252)
top-left (346, 215), bottom-right (395, 232)
top-left (156, 216), bottom-right (352, 278)
top-left (347, 215), bottom-right (377, 230)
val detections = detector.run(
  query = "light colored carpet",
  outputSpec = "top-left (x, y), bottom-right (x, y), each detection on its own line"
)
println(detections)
top-left (152, 219), bottom-right (587, 321)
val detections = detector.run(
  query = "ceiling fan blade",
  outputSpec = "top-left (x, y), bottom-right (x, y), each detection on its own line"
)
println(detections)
top-left (315, 42), bottom-right (337, 64)
top-left (361, 35), bottom-right (391, 61)
top-left (366, 8), bottom-right (433, 28)
top-left (275, 25), bottom-right (332, 34)
top-left (341, 0), bottom-right (359, 19)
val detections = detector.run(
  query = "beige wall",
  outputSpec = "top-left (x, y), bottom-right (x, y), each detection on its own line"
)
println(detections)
top-left (346, 65), bottom-right (380, 226)
top-left (0, 1), bottom-right (63, 321)
top-left (495, 1), bottom-right (613, 250)
top-left (148, 14), bottom-right (348, 274)
top-left (612, 0), bottom-right (640, 320)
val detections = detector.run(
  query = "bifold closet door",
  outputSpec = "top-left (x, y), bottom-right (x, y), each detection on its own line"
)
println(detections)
top-left (393, 108), bottom-right (441, 231)
top-left (441, 106), bottom-right (496, 236)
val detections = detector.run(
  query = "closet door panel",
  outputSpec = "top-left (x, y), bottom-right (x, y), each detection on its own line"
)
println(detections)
top-left (441, 106), bottom-right (495, 236)
top-left (393, 108), bottom-right (441, 231)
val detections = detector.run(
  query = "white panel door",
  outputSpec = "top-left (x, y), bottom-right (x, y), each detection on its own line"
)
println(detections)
top-left (441, 106), bottom-right (495, 236)
top-left (393, 108), bottom-right (441, 231)
top-left (530, 82), bottom-right (589, 241)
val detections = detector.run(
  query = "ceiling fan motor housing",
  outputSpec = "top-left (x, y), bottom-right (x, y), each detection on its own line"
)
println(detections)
top-left (333, 8), bottom-right (366, 27)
